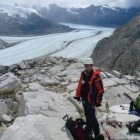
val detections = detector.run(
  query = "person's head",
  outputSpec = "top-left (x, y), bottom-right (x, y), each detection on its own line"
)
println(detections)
top-left (83, 58), bottom-right (94, 73)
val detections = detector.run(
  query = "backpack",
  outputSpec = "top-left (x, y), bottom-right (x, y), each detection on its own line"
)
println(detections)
top-left (63, 115), bottom-right (94, 140)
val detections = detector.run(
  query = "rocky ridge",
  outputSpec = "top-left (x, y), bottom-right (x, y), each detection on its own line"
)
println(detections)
top-left (0, 56), bottom-right (140, 139)
top-left (91, 11), bottom-right (140, 75)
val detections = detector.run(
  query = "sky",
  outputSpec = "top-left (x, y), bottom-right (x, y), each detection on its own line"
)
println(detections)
top-left (0, 0), bottom-right (140, 9)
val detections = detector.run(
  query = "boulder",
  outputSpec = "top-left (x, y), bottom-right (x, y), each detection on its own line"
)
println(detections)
top-left (49, 66), bottom-right (65, 74)
top-left (66, 63), bottom-right (84, 70)
top-left (59, 69), bottom-right (81, 77)
top-left (1, 114), bottom-right (11, 123)
top-left (124, 75), bottom-right (135, 80)
top-left (104, 72), bottom-right (116, 78)
top-left (18, 90), bottom-right (79, 118)
top-left (27, 82), bottom-right (45, 91)
top-left (7, 64), bottom-right (18, 73)
top-left (18, 62), bottom-right (29, 70)
top-left (104, 86), bottom-right (132, 106)
top-left (124, 85), bottom-right (139, 93)
top-left (103, 78), bottom-right (118, 87)
top-left (110, 78), bottom-right (128, 85)
top-left (22, 78), bottom-right (30, 84)
top-left (67, 83), bottom-right (77, 92)
top-left (11, 102), bottom-right (19, 113)
top-left (0, 73), bottom-right (21, 94)
top-left (112, 70), bottom-right (122, 78)
top-left (64, 75), bottom-right (79, 83)
top-left (100, 72), bottom-right (107, 79)
top-left (0, 114), bottom-right (74, 140)
top-left (0, 65), bottom-right (7, 74)
top-left (42, 78), bottom-right (60, 86)
top-left (5, 98), bottom-right (13, 109)
top-left (0, 103), bottom-right (8, 121)
top-left (60, 82), bottom-right (69, 86)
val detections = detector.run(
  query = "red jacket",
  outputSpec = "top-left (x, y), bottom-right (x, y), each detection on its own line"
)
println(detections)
top-left (76, 69), bottom-right (104, 105)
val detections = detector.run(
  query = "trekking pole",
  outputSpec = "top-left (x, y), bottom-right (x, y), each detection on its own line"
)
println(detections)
top-left (63, 115), bottom-right (68, 121)
top-left (100, 121), bottom-right (113, 140)
top-left (106, 101), bottom-right (110, 113)
top-left (118, 93), bottom-right (126, 104)
top-left (124, 93), bottom-right (133, 101)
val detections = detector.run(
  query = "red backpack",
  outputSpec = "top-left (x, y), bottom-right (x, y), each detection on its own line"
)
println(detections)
top-left (63, 115), bottom-right (93, 140)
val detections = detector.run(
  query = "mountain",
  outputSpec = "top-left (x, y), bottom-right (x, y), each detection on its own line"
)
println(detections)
top-left (0, 3), bottom-right (71, 35)
top-left (91, 11), bottom-right (140, 75)
top-left (33, 4), bottom-right (140, 27)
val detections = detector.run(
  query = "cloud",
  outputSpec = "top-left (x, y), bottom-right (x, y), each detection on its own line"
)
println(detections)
top-left (0, 0), bottom-right (140, 9)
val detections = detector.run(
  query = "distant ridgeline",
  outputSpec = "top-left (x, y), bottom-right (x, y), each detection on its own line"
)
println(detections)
top-left (33, 4), bottom-right (140, 27)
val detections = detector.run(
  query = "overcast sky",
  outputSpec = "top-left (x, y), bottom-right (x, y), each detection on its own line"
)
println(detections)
top-left (0, 0), bottom-right (140, 9)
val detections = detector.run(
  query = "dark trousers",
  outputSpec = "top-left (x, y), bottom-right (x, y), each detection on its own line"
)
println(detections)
top-left (82, 100), bottom-right (100, 137)
top-left (130, 101), bottom-right (140, 113)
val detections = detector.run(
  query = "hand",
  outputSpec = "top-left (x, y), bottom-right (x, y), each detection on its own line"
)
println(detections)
top-left (73, 97), bottom-right (80, 102)
top-left (95, 102), bottom-right (101, 107)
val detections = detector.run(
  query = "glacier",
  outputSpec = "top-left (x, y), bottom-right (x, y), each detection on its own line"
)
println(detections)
top-left (0, 23), bottom-right (115, 65)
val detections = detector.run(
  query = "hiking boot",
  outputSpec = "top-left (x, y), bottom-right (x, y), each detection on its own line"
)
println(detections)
top-left (86, 132), bottom-right (94, 140)
top-left (88, 136), bottom-right (95, 140)
top-left (95, 134), bottom-right (105, 140)
top-left (126, 123), bottom-right (139, 133)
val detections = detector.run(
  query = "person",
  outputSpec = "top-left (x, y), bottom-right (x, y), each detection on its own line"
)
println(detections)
top-left (75, 58), bottom-right (104, 139)
top-left (129, 93), bottom-right (140, 113)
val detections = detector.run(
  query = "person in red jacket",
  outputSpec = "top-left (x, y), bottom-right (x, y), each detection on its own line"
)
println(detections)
top-left (75, 58), bottom-right (104, 139)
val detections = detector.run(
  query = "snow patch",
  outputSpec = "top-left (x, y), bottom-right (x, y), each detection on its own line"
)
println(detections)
top-left (101, 4), bottom-right (119, 11)
top-left (100, 7), bottom-right (105, 15)
top-left (0, 3), bottom-right (41, 19)
top-left (67, 9), bottom-right (79, 15)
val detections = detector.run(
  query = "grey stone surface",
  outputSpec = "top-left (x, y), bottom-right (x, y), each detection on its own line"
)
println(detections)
top-left (18, 90), bottom-right (79, 118)
top-left (42, 78), bottom-right (60, 86)
top-left (0, 73), bottom-right (21, 94)
top-left (103, 78), bottom-right (118, 87)
top-left (27, 82), bottom-right (45, 91)
top-left (5, 98), bottom-right (13, 109)
top-left (0, 103), bottom-right (8, 121)
top-left (110, 78), bottom-right (128, 85)
top-left (0, 115), bottom-right (74, 140)
top-left (11, 102), bottom-right (19, 113)
top-left (112, 70), bottom-right (122, 78)
top-left (1, 114), bottom-right (11, 123)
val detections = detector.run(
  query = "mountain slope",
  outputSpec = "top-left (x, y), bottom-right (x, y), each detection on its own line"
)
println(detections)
top-left (91, 12), bottom-right (140, 75)
top-left (33, 4), bottom-right (140, 27)
top-left (0, 3), bottom-right (71, 35)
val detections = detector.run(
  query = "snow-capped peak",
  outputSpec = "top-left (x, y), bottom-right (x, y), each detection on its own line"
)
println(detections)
top-left (0, 3), bottom-right (41, 19)
top-left (101, 4), bottom-right (119, 11)
top-left (67, 8), bottom-right (79, 15)
top-left (101, 4), bottom-right (110, 8)
top-left (45, 5), bottom-right (50, 10)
